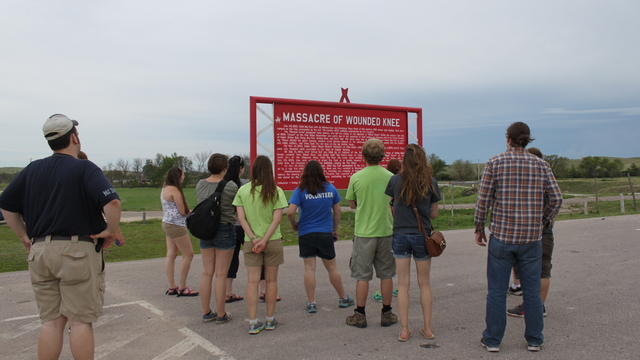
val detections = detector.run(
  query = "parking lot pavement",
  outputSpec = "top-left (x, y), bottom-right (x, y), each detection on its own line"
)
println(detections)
top-left (1, 214), bottom-right (640, 359)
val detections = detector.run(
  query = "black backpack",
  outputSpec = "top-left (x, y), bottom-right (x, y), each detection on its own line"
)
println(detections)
top-left (186, 180), bottom-right (228, 240)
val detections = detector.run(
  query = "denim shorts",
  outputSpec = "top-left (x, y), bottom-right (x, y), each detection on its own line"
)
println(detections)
top-left (199, 223), bottom-right (236, 250)
top-left (299, 232), bottom-right (336, 260)
top-left (392, 233), bottom-right (431, 261)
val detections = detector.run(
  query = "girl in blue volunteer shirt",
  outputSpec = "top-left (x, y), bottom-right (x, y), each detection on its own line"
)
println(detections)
top-left (287, 160), bottom-right (354, 313)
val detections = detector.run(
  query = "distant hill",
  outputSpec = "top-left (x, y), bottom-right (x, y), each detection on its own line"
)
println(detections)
top-left (565, 156), bottom-right (640, 168)
top-left (0, 167), bottom-right (23, 174)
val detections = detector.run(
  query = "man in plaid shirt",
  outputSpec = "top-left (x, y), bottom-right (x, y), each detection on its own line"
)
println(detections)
top-left (474, 122), bottom-right (562, 353)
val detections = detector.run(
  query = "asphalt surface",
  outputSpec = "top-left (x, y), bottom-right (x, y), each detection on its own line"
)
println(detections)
top-left (1, 214), bottom-right (640, 359)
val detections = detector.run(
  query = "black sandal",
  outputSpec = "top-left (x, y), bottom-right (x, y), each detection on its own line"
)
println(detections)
top-left (165, 288), bottom-right (178, 295)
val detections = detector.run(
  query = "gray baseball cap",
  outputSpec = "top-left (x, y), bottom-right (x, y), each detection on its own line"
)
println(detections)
top-left (43, 114), bottom-right (78, 140)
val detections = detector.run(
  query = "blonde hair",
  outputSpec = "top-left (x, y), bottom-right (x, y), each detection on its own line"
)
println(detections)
top-left (362, 138), bottom-right (385, 164)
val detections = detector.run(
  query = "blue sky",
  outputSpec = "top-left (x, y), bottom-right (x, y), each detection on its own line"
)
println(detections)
top-left (1, 1), bottom-right (638, 168)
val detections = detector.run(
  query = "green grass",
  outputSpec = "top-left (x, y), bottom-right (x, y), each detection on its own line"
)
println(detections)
top-left (556, 177), bottom-right (640, 196)
top-left (5, 200), bottom-right (635, 273)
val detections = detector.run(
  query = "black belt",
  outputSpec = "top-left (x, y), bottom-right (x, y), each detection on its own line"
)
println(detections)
top-left (32, 235), bottom-right (94, 244)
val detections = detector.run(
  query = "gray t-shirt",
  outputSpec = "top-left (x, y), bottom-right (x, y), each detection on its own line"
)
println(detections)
top-left (195, 179), bottom-right (239, 225)
top-left (384, 175), bottom-right (441, 234)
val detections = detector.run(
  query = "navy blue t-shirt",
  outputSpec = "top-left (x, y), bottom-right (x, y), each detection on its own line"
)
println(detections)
top-left (385, 175), bottom-right (441, 234)
top-left (0, 153), bottom-right (119, 238)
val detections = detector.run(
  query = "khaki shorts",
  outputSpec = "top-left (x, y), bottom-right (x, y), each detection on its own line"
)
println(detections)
top-left (244, 239), bottom-right (285, 267)
top-left (162, 222), bottom-right (188, 239)
top-left (349, 236), bottom-right (396, 281)
top-left (28, 239), bottom-right (105, 324)
top-left (514, 231), bottom-right (554, 279)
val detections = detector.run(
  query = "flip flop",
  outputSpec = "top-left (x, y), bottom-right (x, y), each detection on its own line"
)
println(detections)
top-left (225, 294), bottom-right (244, 303)
top-left (259, 293), bottom-right (281, 302)
top-left (165, 288), bottom-right (178, 295)
top-left (420, 328), bottom-right (435, 339)
top-left (398, 330), bottom-right (412, 342)
top-left (177, 287), bottom-right (199, 297)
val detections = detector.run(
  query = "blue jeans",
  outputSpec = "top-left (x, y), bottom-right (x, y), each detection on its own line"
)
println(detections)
top-left (483, 235), bottom-right (544, 347)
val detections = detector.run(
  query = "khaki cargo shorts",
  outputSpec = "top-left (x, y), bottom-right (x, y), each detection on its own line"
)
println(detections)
top-left (349, 236), bottom-right (396, 281)
top-left (28, 238), bottom-right (105, 324)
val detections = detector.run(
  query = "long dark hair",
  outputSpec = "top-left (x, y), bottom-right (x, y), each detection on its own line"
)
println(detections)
top-left (299, 160), bottom-right (326, 195)
top-left (224, 155), bottom-right (245, 187)
top-left (399, 144), bottom-right (435, 207)
top-left (251, 155), bottom-right (278, 205)
top-left (164, 167), bottom-right (190, 212)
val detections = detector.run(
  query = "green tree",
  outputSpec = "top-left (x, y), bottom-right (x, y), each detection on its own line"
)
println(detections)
top-left (625, 163), bottom-right (639, 176)
top-left (600, 158), bottom-right (624, 178)
top-left (449, 159), bottom-right (476, 181)
top-left (544, 154), bottom-right (569, 178)
top-left (428, 153), bottom-right (447, 180)
top-left (577, 156), bottom-right (602, 178)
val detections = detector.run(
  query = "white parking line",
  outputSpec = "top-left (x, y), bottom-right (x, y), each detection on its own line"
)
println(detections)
top-left (2, 300), bottom-right (233, 359)
top-left (152, 327), bottom-right (234, 360)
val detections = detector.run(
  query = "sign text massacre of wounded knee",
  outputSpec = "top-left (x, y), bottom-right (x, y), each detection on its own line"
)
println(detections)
top-left (274, 103), bottom-right (408, 190)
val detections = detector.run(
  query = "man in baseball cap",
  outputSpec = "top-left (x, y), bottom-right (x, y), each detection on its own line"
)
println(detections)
top-left (0, 114), bottom-right (124, 359)
top-left (43, 114), bottom-right (79, 140)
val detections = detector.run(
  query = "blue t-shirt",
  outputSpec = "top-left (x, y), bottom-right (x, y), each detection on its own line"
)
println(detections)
top-left (0, 153), bottom-right (119, 238)
top-left (288, 183), bottom-right (341, 236)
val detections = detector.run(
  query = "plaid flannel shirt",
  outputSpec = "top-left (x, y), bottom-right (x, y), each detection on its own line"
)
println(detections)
top-left (474, 147), bottom-right (562, 244)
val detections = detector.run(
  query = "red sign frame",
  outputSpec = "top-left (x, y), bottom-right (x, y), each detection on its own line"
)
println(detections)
top-left (250, 96), bottom-right (422, 190)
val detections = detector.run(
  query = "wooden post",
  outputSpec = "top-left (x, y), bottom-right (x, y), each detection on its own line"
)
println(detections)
top-left (584, 202), bottom-right (588, 215)
top-left (143, 211), bottom-right (146, 225)
top-left (450, 184), bottom-right (454, 229)
top-left (629, 173), bottom-right (637, 211)
top-left (621, 194), bottom-right (625, 213)
top-left (594, 178), bottom-right (599, 212)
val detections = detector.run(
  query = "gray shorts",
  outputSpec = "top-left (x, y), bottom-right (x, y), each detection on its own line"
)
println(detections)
top-left (349, 236), bottom-right (396, 281)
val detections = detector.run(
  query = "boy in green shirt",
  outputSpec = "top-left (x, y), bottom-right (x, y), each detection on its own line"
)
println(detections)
top-left (345, 138), bottom-right (397, 329)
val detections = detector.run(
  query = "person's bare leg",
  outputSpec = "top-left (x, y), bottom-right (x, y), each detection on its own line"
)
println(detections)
top-left (540, 278), bottom-right (550, 303)
top-left (356, 280), bottom-right (369, 307)
top-left (396, 258), bottom-right (411, 339)
top-left (380, 278), bottom-right (394, 306)
top-left (259, 279), bottom-right (266, 295)
top-left (199, 248), bottom-right (216, 314)
top-left (303, 258), bottom-right (317, 303)
top-left (214, 249), bottom-right (234, 316)
top-left (264, 266), bottom-right (279, 318)
top-left (415, 259), bottom-right (433, 337)
top-left (165, 236), bottom-right (178, 289)
top-left (173, 234), bottom-right (195, 289)
top-left (68, 319), bottom-right (94, 360)
top-left (322, 258), bottom-right (347, 299)
top-left (226, 278), bottom-right (234, 297)
top-left (246, 267), bottom-right (261, 320)
top-left (38, 315), bottom-right (67, 360)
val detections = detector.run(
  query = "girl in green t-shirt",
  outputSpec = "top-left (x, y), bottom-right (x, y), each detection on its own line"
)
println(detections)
top-left (233, 155), bottom-right (288, 334)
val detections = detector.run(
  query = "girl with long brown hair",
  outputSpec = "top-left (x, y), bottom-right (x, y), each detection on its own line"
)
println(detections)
top-left (384, 144), bottom-right (441, 342)
top-left (232, 155), bottom-right (288, 334)
top-left (287, 160), bottom-right (354, 313)
top-left (161, 167), bottom-right (198, 296)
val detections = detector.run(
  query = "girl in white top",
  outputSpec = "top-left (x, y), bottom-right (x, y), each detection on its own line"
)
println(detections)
top-left (161, 167), bottom-right (198, 296)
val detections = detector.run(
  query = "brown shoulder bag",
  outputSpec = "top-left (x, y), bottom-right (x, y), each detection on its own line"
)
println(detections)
top-left (413, 207), bottom-right (446, 257)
